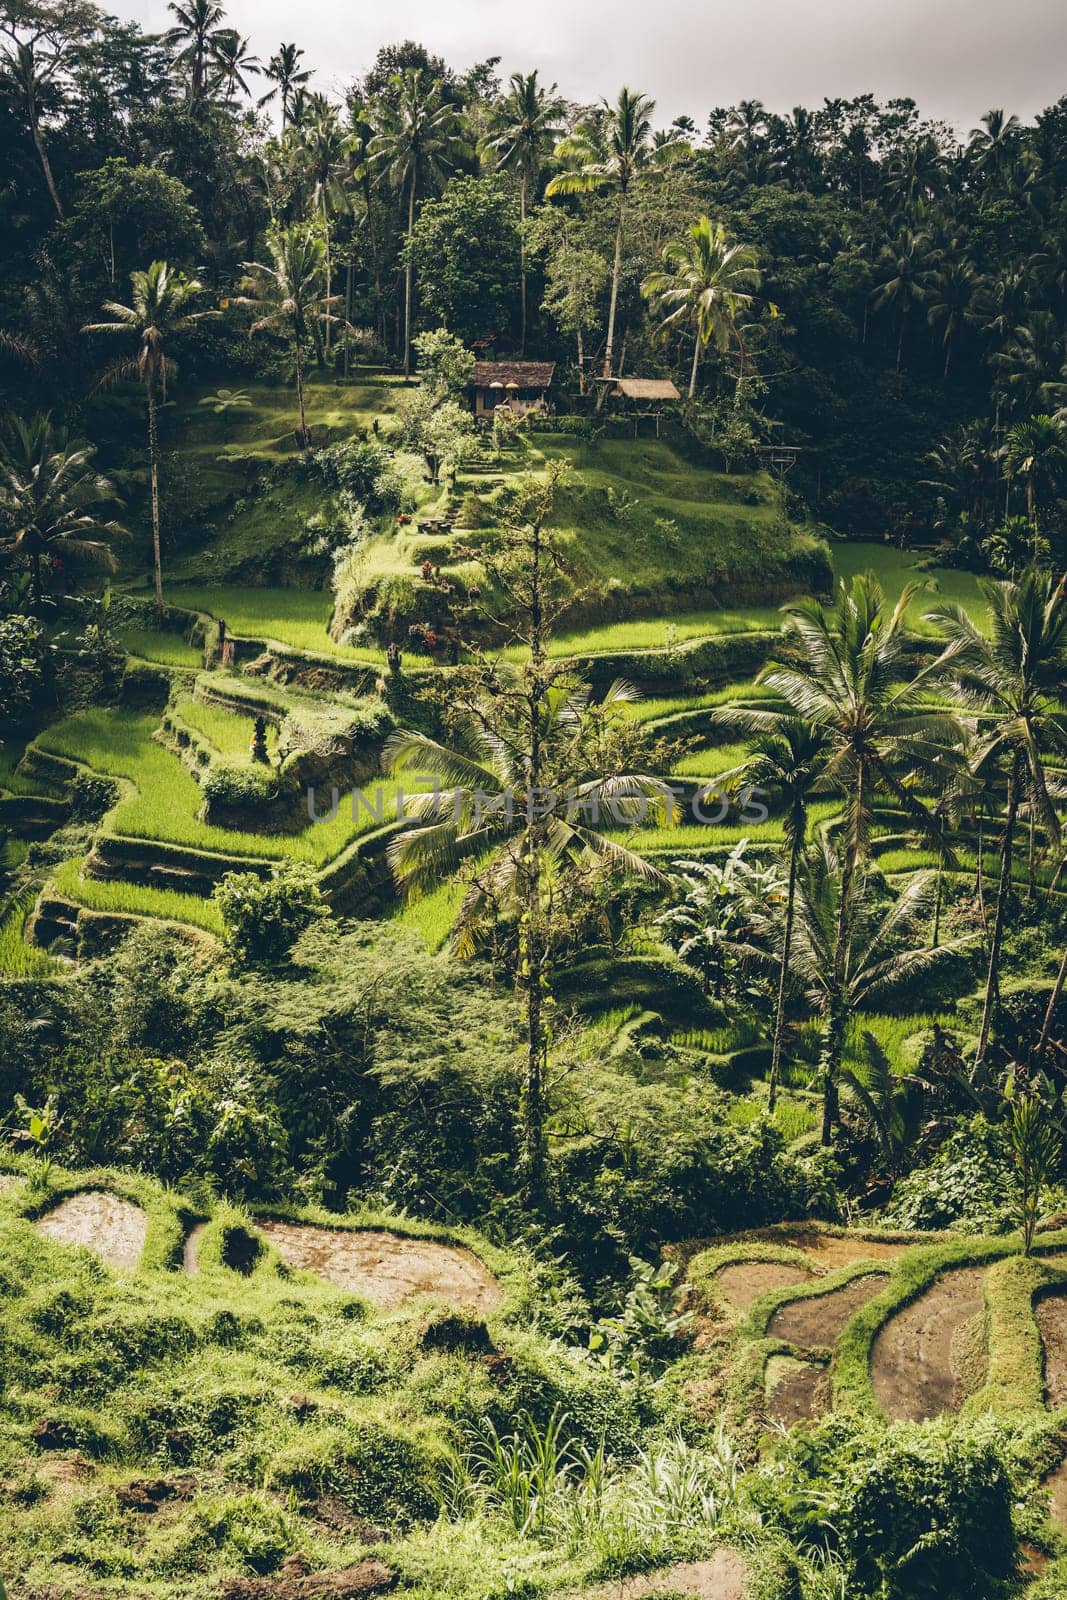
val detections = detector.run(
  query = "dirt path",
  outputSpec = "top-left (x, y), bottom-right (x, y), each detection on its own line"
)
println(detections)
top-left (0, 1174), bottom-right (21, 1193)
top-left (773, 1228), bottom-right (910, 1272)
top-left (183, 1222), bottom-right (207, 1275)
top-left (561, 1550), bottom-right (747, 1600)
top-left (765, 1354), bottom-right (829, 1427)
top-left (1044, 1457), bottom-right (1067, 1529)
top-left (716, 1260), bottom-right (811, 1311)
top-left (768, 1273), bottom-right (889, 1350)
top-left (871, 1266), bottom-right (985, 1421)
top-left (1036, 1291), bottom-right (1067, 1408)
top-left (256, 1220), bottom-right (502, 1314)
top-left (35, 1192), bottom-right (147, 1272)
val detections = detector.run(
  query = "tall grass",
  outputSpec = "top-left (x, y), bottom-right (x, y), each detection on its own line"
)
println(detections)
top-left (52, 854), bottom-right (224, 935)
top-left (0, 897), bottom-right (56, 977)
top-left (167, 586), bottom-right (384, 664)
top-left (36, 708), bottom-right (402, 865)
top-left (117, 625), bottom-right (202, 668)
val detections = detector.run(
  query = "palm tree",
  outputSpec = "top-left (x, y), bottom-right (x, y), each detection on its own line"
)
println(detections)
top-left (872, 229), bottom-right (935, 372)
top-left (751, 575), bottom-right (963, 1128)
top-left (236, 226), bottom-right (328, 449)
top-left (384, 682), bottom-right (669, 1196)
top-left (927, 571), bottom-right (1067, 1068)
top-left (0, 414), bottom-right (123, 611)
top-left (258, 43), bottom-right (311, 128)
top-left (368, 69), bottom-right (463, 376)
top-left (210, 29), bottom-right (259, 100)
top-left (1002, 414), bottom-right (1066, 528)
top-left (969, 109), bottom-right (1022, 193)
top-left (0, 32), bottom-right (66, 219)
top-left (726, 100), bottom-right (767, 156)
top-left (926, 260), bottom-right (978, 379)
top-left (83, 261), bottom-right (212, 615)
top-left (642, 216), bottom-right (761, 398)
top-left (298, 103), bottom-right (350, 361)
top-left (718, 721), bottom-right (831, 1109)
top-left (547, 87), bottom-right (656, 386)
top-left (780, 840), bottom-right (970, 1144)
top-left (165, 0), bottom-right (225, 106)
top-left (482, 71), bottom-right (566, 354)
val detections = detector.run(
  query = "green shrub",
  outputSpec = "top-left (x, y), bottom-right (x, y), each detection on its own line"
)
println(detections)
top-left (201, 760), bottom-right (276, 810)
top-left (760, 1417), bottom-right (1017, 1600)
top-left (214, 863), bottom-right (326, 966)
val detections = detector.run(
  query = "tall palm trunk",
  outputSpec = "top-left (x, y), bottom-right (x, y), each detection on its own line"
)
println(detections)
top-left (521, 511), bottom-right (549, 1204)
top-left (821, 990), bottom-right (846, 1146)
top-left (403, 173), bottom-right (416, 378)
top-left (1034, 940), bottom-right (1067, 1073)
top-left (29, 546), bottom-right (43, 613)
top-left (29, 104), bottom-right (63, 221)
top-left (322, 195), bottom-right (332, 360)
top-left (146, 381), bottom-right (164, 615)
top-left (768, 829), bottom-right (800, 1112)
top-left (595, 188), bottom-right (626, 410)
top-left (292, 328), bottom-right (309, 448)
top-left (975, 752), bottom-right (1020, 1069)
top-left (688, 333), bottom-right (701, 400)
top-left (343, 254), bottom-right (353, 381)
top-left (519, 171), bottom-right (528, 356)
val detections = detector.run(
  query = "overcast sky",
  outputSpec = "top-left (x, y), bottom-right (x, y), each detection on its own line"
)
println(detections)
top-left (120, 0), bottom-right (1067, 135)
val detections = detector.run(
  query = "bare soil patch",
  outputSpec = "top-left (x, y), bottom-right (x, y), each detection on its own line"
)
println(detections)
top-left (716, 1259), bottom-right (811, 1311)
top-left (871, 1266), bottom-right (985, 1421)
top-left (0, 1173), bottom-right (21, 1193)
top-left (35, 1191), bottom-right (147, 1271)
top-left (255, 1220), bottom-right (501, 1314)
top-left (768, 1273), bottom-right (889, 1350)
top-left (773, 1227), bottom-right (910, 1271)
top-left (183, 1221), bottom-right (207, 1274)
top-left (220, 1558), bottom-right (394, 1600)
top-left (764, 1354), bottom-right (829, 1427)
top-left (563, 1550), bottom-right (747, 1600)
top-left (1044, 1456), bottom-right (1067, 1528)
top-left (1036, 1291), bottom-right (1067, 1409)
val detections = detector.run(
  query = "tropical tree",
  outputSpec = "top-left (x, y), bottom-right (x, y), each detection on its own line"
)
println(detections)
top-left (236, 226), bottom-right (329, 449)
top-left (655, 842), bottom-right (780, 1001)
top-left (368, 68), bottom-right (463, 376)
top-left (927, 571), bottom-right (1067, 1067)
top-left (383, 470), bottom-right (668, 1200)
top-left (210, 29), bottom-right (258, 100)
top-left (547, 86), bottom-right (656, 386)
top-left (165, 0), bottom-right (225, 106)
top-left (642, 215), bottom-right (761, 398)
top-left (926, 260), bottom-right (979, 379)
top-left (717, 720), bottom-right (831, 1109)
top-left (778, 839), bottom-right (969, 1143)
top-left (297, 103), bottom-right (350, 360)
top-left (0, 0), bottom-right (101, 220)
top-left (0, 413), bottom-right (123, 610)
top-left (258, 42), bottom-right (311, 128)
top-left (1002, 414), bottom-right (1066, 528)
top-left (1008, 1093), bottom-right (1060, 1255)
top-left (482, 70), bottom-right (565, 354)
top-left (969, 108), bottom-right (1023, 192)
top-left (872, 228), bottom-right (935, 372)
top-left (83, 261), bottom-right (213, 614)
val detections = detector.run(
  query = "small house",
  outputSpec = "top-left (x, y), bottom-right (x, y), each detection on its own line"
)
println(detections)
top-left (604, 376), bottom-right (681, 435)
top-left (469, 361), bottom-right (556, 420)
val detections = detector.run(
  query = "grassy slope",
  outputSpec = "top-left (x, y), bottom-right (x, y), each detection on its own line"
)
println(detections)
top-left (35, 707), bottom-right (402, 867)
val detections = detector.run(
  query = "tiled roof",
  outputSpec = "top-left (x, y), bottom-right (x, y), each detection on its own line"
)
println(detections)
top-left (471, 361), bottom-right (556, 388)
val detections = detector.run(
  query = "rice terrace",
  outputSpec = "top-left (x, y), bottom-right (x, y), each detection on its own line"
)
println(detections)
top-left (2, 0), bottom-right (1067, 1596)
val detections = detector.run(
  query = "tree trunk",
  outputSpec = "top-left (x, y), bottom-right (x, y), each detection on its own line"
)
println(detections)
top-left (403, 173), bottom-right (416, 378)
top-left (29, 102), bottom-right (64, 221)
top-left (147, 383), bottom-right (164, 615)
top-left (768, 834), bottom-right (800, 1112)
top-left (821, 991), bottom-right (846, 1146)
top-left (595, 189), bottom-right (626, 411)
top-left (521, 507), bottom-right (549, 1205)
top-left (30, 547), bottom-right (42, 613)
top-left (576, 326), bottom-right (585, 395)
top-left (343, 256), bottom-right (353, 381)
top-left (519, 172), bottom-right (527, 356)
top-left (688, 332), bottom-right (701, 401)
top-left (323, 194), bottom-right (332, 360)
top-left (293, 329), bottom-right (308, 448)
top-left (1034, 939), bottom-right (1067, 1074)
top-left (932, 857), bottom-right (943, 947)
top-left (975, 754), bottom-right (1020, 1070)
